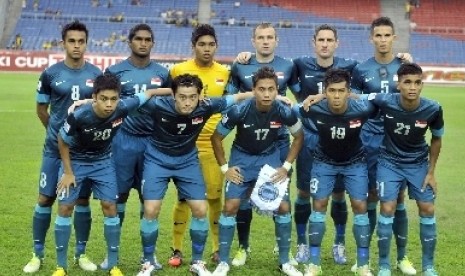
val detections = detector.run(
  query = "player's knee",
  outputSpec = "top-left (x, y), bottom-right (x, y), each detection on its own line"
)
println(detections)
top-left (312, 198), bottom-right (329, 212)
top-left (417, 201), bottom-right (434, 217)
top-left (190, 201), bottom-right (208, 218)
top-left (37, 194), bottom-right (56, 207)
top-left (58, 203), bottom-right (74, 217)
top-left (351, 200), bottom-right (367, 214)
top-left (277, 201), bottom-right (290, 214)
top-left (223, 200), bottom-right (240, 216)
top-left (380, 201), bottom-right (396, 216)
top-left (101, 200), bottom-right (117, 217)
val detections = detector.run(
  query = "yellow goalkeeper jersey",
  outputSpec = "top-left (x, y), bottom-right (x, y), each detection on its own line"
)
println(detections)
top-left (170, 59), bottom-right (230, 151)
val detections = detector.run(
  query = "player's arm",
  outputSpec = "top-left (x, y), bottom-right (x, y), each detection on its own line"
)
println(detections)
top-left (350, 65), bottom-right (364, 94)
top-left (36, 103), bottom-right (50, 128)
top-left (422, 107), bottom-right (444, 196)
top-left (272, 119), bottom-right (304, 183)
top-left (396, 53), bottom-right (413, 63)
top-left (57, 124), bottom-right (76, 198)
top-left (144, 87), bottom-right (173, 97)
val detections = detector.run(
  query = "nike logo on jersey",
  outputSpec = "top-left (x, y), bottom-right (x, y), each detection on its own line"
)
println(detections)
top-left (161, 117), bottom-right (169, 122)
top-left (304, 74), bottom-right (314, 78)
top-left (385, 114), bottom-right (394, 119)
top-left (55, 81), bottom-right (66, 86)
top-left (364, 77), bottom-right (374, 83)
top-left (244, 75), bottom-right (253, 79)
top-left (316, 120), bottom-right (324, 125)
top-left (120, 80), bottom-right (132, 85)
top-left (243, 123), bottom-right (254, 128)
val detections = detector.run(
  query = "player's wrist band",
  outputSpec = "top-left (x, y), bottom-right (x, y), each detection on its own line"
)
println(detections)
top-left (282, 161), bottom-right (292, 172)
top-left (220, 163), bottom-right (229, 174)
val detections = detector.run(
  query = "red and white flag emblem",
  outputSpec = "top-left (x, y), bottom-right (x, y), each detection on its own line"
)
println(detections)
top-left (415, 120), bottom-right (428, 128)
top-left (349, 119), bottom-right (362, 128)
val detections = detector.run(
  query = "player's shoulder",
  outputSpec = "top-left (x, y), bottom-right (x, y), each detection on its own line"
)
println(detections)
top-left (334, 56), bottom-right (359, 70)
top-left (274, 55), bottom-right (294, 65)
top-left (148, 59), bottom-right (169, 73)
top-left (72, 103), bottom-right (93, 120)
top-left (420, 97), bottom-right (442, 111)
top-left (106, 59), bottom-right (129, 72)
top-left (293, 55), bottom-right (316, 66)
top-left (44, 61), bottom-right (66, 74)
top-left (211, 61), bottom-right (229, 72)
top-left (83, 62), bottom-right (103, 75)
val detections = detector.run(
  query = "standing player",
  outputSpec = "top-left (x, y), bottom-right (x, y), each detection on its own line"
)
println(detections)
top-left (211, 66), bottom-right (304, 276)
top-left (137, 74), bottom-right (252, 276)
top-left (169, 24), bottom-right (230, 266)
top-left (295, 69), bottom-right (375, 276)
top-left (366, 63), bottom-right (442, 276)
top-left (23, 21), bottom-right (101, 274)
top-left (102, 23), bottom-right (171, 270)
top-left (53, 73), bottom-right (159, 276)
top-left (225, 22), bottom-right (300, 266)
top-left (351, 17), bottom-right (416, 274)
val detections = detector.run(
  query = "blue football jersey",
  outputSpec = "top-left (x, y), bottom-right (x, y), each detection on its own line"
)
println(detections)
top-left (351, 57), bottom-right (403, 134)
top-left (369, 93), bottom-right (444, 164)
top-left (217, 99), bottom-right (300, 155)
top-left (295, 98), bottom-right (377, 165)
top-left (36, 61), bottom-right (102, 156)
top-left (226, 55), bottom-right (299, 96)
top-left (60, 97), bottom-right (141, 161)
top-left (105, 59), bottom-right (170, 136)
top-left (139, 95), bottom-right (235, 156)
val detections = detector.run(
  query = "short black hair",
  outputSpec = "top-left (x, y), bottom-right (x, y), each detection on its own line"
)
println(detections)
top-left (397, 63), bottom-right (423, 79)
top-left (252, 66), bottom-right (278, 88)
top-left (191, 24), bottom-right (217, 45)
top-left (253, 22), bottom-right (276, 38)
top-left (323, 68), bottom-right (351, 90)
top-left (371, 16), bottom-right (395, 34)
top-left (171, 74), bottom-right (203, 95)
top-left (93, 73), bottom-right (121, 95)
top-left (314, 24), bottom-right (338, 40)
top-left (128, 23), bottom-right (154, 42)
top-left (61, 21), bottom-right (89, 42)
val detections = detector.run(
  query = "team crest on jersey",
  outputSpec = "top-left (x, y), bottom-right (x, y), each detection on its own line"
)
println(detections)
top-left (349, 119), bottom-right (362, 128)
top-left (151, 77), bottom-right (162, 86)
top-left (192, 117), bottom-right (204, 125)
top-left (112, 118), bottom-right (123, 128)
top-left (215, 78), bottom-right (225, 85)
top-left (85, 79), bottom-right (94, 87)
top-left (415, 120), bottom-right (428, 128)
top-left (276, 72), bottom-right (284, 79)
top-left (270, 121), bottom-right (281, 128)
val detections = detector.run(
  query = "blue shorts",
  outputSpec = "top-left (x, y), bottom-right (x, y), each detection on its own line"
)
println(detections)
top-left (376, 159), bottom-right (434, 202)
top-left (58, 158), bottom-right (118, 205)
top-left (38, 155), bottom-right (61, 197)
top-left (310, 160), bottom-right (368, 201)
top-left (112, 130), bottom-right (149, 195)
top-left (226, 147), bottom-right (284, 199)
top-left (361, 131), bottom-right (382, 190)
top-left (277, 137), bottom-right (290, 163)
top-left (142, 145), bottom-right (206, 201)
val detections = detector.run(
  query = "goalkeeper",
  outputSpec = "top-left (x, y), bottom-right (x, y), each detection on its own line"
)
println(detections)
top-left (210, 66), bottom-right (304, 276)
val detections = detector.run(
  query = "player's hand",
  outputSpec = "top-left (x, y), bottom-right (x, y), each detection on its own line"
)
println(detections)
top-left (397, 52), bottom-right (414, 63)
top-left (225, 166), bottom-right (244, 184)
top-left (277, 95), bottom-right (293, 106)
top-left (421, 172), bottom-right (437, 196)
top-left (302, 94), bottom-right (325, 111)
top-left (271, 167), bottom-right (288, 184)
top-left (235, 52), bottom-right (252, 64)
top-left (68, 99), bottom-right (92, 114)
top-left (57, 173), bottom-right (76, 198)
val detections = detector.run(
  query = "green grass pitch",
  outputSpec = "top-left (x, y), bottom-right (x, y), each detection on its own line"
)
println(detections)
top-left (0, 72), bottom-right (463, 275)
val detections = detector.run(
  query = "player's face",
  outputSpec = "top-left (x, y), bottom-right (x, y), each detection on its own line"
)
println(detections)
top-left (129, 30), bottom-right (153, 58)
top-left (92, 90), bottom-right (120, 118)
top-left (193, 35), bottom-right (217, 66)
top-left (313, 30), bottom-right (338, 59)
top-left (397, 74), bottom-right (423, 101)
top-left (252, 27), bottom-right (278, 57)
top-left (253, 78), bottom-right (278, 110)
top-left (62, 30), bottom-right (87, 60)
top-left (325, 81), bottom-right (349, 113)
top-left (174, 86), bottom-right (199, 115)
top-left (370, 25), bottom-right (396, 55)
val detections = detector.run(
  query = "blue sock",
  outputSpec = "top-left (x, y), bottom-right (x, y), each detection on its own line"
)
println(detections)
top-left (353, 213), bottom-right (371, 266)
top-left (331, 199), bottom-right (347, 245)
top-left (55, 215), bottom-right (72, 269)
top-left (236, 200), bottom-right (252, 249)
top-left (420, 216), bottom-right (436, 270)
top-left (367, 202), bottom-right (378, 238)
top-left (275, 213), bottom-right (292, 264)
top-left (32, 204), bottom-right (51, 258)
top-left (104, 216), bottom-right (121, 269)
top-left (117, 203), bottom-right (126, 226)
top-left (190, 217), bottom-right (208, 262)
top-left (74, 205), bottom-right (91, 258)
top-left (393, 203), bottom-right (408, 260)
top-left (140, 217), bottom-right (158, 263)
top-left (294, 196), bottom-right (311, 245)
top-left (218, 214), bottom-right (236, 263)
top-left (377, 214), bottom-right (394, 269)
top-left (308, 212), bottom-right (326, 265)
